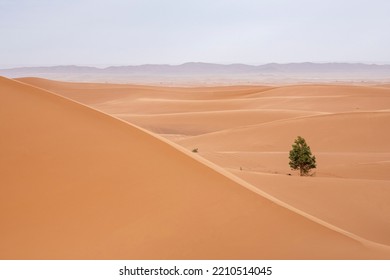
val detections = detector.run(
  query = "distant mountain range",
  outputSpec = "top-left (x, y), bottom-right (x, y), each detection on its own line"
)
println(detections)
top-left (1, 62), bottom-right (390, 84)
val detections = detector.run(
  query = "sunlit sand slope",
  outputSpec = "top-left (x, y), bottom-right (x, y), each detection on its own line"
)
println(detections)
top-left (8, 77), bottom-right (390, 259)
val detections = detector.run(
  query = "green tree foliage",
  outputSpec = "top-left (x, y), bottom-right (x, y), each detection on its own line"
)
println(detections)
top-left (289, 136), bottom-right (317, 176)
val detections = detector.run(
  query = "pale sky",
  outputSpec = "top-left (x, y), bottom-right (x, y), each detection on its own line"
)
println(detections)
top-left (1, 0), bottom-right (390, 67)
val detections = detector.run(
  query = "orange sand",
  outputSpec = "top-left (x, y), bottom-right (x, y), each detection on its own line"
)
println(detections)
top-left (1, 77), bottom-right (390, 259)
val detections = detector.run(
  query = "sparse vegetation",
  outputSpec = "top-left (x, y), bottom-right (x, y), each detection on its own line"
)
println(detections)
top-left (192, 148), bottom-right (198, 153)
top-left (289, 136), bottom-right (316, 176)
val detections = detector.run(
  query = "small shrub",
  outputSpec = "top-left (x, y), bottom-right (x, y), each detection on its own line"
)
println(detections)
top-left (192, 148), bottom-right (198, 153)
top-left (289, 136), bottom-right (317, 176)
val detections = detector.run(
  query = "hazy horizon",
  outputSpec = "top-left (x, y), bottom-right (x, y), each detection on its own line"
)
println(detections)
top-left (1, 0), bottom-right (390, 68)
top-left (2, 61), bottom-right (390, 70)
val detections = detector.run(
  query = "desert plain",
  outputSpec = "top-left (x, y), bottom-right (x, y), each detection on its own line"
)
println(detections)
top-left (1, 76), bottom-right (390, 259)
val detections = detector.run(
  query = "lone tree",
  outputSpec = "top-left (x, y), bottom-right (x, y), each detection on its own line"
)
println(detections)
top-left (289, 136), bottom-right (316, 176)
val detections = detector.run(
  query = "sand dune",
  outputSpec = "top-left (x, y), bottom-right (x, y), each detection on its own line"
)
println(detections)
top-left (115, 110), bottom-right (314, 135)
top-left (197, 151), bottom-right (390, 181)
top-left (231, 170), bottom-right (390, 246)
top-left (4, 77), bottom-right (390, 259)
top-left (178, 111), bottom-right (390, 152)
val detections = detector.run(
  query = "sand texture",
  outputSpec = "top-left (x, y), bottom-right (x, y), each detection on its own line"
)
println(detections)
top-left (1, 77), bottom-right (390, 259)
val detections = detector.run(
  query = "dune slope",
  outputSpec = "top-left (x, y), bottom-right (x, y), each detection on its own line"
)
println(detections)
top-left (1, 76), bottom-right (390, 259)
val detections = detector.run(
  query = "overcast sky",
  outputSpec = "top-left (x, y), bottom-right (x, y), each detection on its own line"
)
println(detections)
top-left (1, 0), bottom-right (390, 67)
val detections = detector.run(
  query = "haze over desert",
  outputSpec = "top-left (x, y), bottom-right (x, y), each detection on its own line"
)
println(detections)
top-left (1, 74), bottom-right (390, 259)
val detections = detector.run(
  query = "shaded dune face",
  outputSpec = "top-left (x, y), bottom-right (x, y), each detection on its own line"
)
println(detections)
top-left (1, 77), bottom-right (390, 259)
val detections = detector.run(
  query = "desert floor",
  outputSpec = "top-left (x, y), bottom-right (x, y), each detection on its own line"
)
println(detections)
top-left (1, 76), bottom-right (390, 259)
